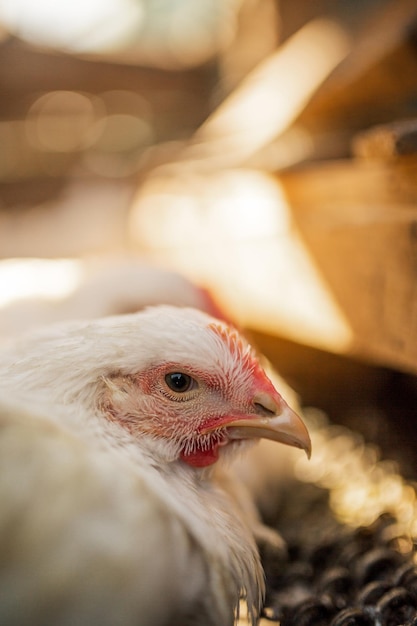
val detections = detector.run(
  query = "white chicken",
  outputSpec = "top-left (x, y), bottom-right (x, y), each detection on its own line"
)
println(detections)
top-left (0, 306), bottom-right (310, 626)
top-left (0, 258), bottom-right (227, 343)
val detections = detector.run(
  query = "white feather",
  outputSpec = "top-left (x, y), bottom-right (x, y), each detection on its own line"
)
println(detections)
top-left (0, 307), bottom-right (265, 626)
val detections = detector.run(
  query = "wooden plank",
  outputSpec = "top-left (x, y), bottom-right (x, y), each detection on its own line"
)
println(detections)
top-left (295, 0), bottom-right (417, 135)
top-left (352, 119), bottom-right (417, 158)
top-left (279, 156), bottom-right (417, 374)
top-left (177, 18), bottom-right (349, 168)
top-left (279, 157), bottom-right (417, 207)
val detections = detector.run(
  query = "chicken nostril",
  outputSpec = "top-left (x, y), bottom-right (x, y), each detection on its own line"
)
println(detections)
top-left (253, 402), bottom-right (276, 418)
top-left (252, 391), bottom-right (280, 417)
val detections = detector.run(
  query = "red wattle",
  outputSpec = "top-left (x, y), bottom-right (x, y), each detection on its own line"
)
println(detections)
top-left (180, 444), bottom-right (220, 468)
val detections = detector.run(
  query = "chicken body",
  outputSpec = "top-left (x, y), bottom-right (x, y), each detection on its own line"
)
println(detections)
top-left (0, 306), bottom-right (310, 626)
top-left (0, 398), bottom-right (259, 626)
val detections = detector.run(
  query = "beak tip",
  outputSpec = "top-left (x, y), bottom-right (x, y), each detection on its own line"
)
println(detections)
top-left (301, 426), bottom-right (312, 460)
top-left (292, 432), bottom-right (311, 459)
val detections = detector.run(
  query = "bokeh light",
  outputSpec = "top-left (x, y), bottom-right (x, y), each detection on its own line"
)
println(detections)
top-left (26, 91), bottom-right (102, 152)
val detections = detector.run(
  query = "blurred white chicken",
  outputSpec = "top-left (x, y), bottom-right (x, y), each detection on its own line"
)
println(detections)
top-left (0, 306), bottom-right (310, 626)
top-left (0, 258), bottom-right (226, 343)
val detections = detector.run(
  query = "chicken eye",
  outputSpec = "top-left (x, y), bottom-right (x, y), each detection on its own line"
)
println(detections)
top-left (165, 372), bottom-right (195, 393)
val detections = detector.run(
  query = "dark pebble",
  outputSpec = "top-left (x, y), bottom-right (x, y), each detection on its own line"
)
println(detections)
top-left (377, 587), bottom-right (417, 626)
top-left (329, 607), bottom-right (375, 626)
top-left (394, 563), bottom-right (417, 592)
top-left (287, 597), bottom-right (333, 626)
top-left (337, 541), bottom-right (370, 569)
top-left (318, 566), bottom-right (355, 611)
top-left (357, 581), bottom-right (393, 606)
top-left (309, 540), bottom-right (342, 573)
top-left (355, 547), bottom-right (404, 585)
top-left (318, 566), bottom-right (355, 596)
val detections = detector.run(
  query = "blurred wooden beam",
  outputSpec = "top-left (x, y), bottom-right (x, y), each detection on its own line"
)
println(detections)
top-left (279, 154), bottom-right (417, 374)
top-left (294, 0), bottom-right (417, 135)
top-left (176, 18), bottom-right (350, 169)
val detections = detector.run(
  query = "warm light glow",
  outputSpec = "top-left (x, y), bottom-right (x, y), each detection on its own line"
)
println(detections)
top-left (0, 259), bottom-right (82, 308)
top-left (181, 18), bottom-right (350, 167)
top-left (26, 91), bottom-right (102, 153)
top-left (128, 19), bottom-right (353, 356)
top-left (295, 411), bottom-right (417, 536)
top-left (130, 168), bottom-right (353, 352)
top-left (133, 169), bottom-right (290, 245)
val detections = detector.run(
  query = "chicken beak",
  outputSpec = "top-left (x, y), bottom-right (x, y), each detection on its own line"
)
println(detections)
top-left (226, 392), bottom-right (311, 458)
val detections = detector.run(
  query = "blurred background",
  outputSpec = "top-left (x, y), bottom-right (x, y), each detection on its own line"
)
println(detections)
top-left (1, 0), bottom-right (417, 478)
